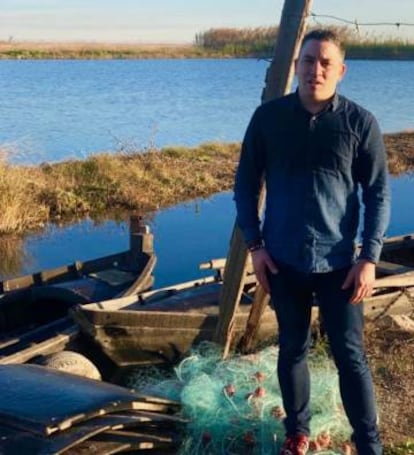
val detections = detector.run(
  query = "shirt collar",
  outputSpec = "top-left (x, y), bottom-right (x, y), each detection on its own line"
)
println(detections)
top-left (293, 90), bottom-right (340, 114)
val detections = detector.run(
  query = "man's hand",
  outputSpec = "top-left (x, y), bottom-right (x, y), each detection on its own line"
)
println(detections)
top-left (250, 248), bottom-right (278, 294)
top-left (341, 259), bottom-right (376, 304)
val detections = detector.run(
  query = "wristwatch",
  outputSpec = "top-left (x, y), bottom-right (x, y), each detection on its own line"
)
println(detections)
top-left (246, 239), bottom-right (264, 252)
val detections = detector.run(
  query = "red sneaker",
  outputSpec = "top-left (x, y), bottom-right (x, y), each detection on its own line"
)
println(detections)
top-left (280, 434), bottom-right (309, 455)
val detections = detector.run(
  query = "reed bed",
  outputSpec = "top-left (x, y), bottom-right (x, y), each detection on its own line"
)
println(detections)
top-left (196, 26), bottom-right (414, 59)
top-left (195, 27), bottom-right (277, 57)
top-left (1, 25), bottom-right (414, 59)
top-left (0, 133), bottom-right (412, 236)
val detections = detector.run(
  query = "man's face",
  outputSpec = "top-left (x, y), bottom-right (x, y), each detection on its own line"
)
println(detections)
top-left (295, 39), bottom-right (346, 103)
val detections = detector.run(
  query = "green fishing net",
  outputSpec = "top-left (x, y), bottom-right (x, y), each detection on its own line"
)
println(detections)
top-left (127, 342), bottom-right (352, 454)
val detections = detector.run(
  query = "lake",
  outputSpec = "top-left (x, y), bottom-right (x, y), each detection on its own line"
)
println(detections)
top-left (1, 59), bottom-right (413, 163)
top-left (0, 59), bottom-right (413, 285)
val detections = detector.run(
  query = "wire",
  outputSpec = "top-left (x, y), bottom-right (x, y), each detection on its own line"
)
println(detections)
top-left (310, 12), bottom-right (414, 28)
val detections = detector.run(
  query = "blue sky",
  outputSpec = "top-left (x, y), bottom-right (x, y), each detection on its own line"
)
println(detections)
top-left (1, 0), bottom-right (414, 43)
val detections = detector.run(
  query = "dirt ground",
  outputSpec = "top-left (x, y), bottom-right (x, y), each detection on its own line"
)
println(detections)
top-left (365, 317), bottom-right (414, 453)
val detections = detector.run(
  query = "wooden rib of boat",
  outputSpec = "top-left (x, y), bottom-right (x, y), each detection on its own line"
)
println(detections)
top-left (0, 216), bottom-right (156, 365)
top-left (72, 233), bottom-right (414, 368)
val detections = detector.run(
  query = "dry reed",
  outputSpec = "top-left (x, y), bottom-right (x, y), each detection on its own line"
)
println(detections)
top-left (0, 134), bottom-right (412, 236)
top-left (2, 25), bottom-right (414, 60)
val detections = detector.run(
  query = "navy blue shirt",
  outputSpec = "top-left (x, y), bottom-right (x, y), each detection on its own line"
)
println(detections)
top-left (234, 92), bottom-right (390, 272)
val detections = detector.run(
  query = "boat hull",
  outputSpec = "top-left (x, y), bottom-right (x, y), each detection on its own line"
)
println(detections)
top-left (74, 284), bottom-right (278, 366)
top-left (74, 233), bottom-right (414, 367)
top-left (0, 217), bottom-right (156, 365)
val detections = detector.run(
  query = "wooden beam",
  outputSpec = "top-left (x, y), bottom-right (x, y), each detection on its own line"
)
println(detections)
top-left (373, 271), bottom-right (414, 289)
top-left (261, 0), bottom-right (313, 104)
top-left (214, 0), bottom-right (313, 357)
top-left (376, 260), bottom-right (414, 276)
top-left (237, 285), bottom-right (271, 353)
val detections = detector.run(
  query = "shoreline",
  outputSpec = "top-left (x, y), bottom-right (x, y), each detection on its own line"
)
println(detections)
top-left (1, 42), bottom-right (414, 60)
top-left (0, 132), bottom-right (413, 236)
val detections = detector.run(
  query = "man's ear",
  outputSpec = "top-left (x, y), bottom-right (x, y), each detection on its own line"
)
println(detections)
top-left (339, 63), bottom-right (347, 80)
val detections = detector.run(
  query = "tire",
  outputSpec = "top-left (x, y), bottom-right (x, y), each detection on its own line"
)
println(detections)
top-left (40, 350), bottom-right (102, 380)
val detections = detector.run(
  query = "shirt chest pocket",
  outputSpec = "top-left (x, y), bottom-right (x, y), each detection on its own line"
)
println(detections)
top-left (264, 129), bottom-right (308, 172)
top-left (309, 129), bottom-right (357, 174)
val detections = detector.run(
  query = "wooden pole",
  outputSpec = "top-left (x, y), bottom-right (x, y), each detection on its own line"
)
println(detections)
top-left (214, 0), bottom-right (313, 357)
top-left (238, 285), bottom-right (271, 353)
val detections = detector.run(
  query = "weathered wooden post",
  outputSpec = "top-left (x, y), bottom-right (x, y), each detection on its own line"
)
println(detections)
top-left (127, 214), bottom-right (156, 293)
top-left (214, 0), bottom-right (313, 357)
top-left (129, 214), bottom-right (154, 257)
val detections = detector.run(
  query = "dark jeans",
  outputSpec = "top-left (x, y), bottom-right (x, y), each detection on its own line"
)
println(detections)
top-left (268, 262), bottom-right (382, 455)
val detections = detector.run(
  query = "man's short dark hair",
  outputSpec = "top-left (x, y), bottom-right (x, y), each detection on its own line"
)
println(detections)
top-left (301, 28), bottom-right (345, 59)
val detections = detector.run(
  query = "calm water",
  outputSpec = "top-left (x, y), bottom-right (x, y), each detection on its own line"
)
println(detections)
top-left (0, 59), bottom-right (413, 163)
top-left (0, 59), bottom-right (413, 285)
top-left (1, 173), bottom-right (413, 287)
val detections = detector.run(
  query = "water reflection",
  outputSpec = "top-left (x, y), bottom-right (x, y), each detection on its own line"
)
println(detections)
top-left (0, 235), bottom-right (28, 276)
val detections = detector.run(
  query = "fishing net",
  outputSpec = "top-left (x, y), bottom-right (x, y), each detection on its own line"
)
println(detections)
top-left (127, 342), bottom-right (352, 454)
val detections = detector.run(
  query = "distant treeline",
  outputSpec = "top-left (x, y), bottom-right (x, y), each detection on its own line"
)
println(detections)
top-left (195, 26), bottom-right (414, 60)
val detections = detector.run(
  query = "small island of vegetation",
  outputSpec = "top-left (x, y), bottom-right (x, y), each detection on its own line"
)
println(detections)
top-left (0, 131), bottom-right (413, 236)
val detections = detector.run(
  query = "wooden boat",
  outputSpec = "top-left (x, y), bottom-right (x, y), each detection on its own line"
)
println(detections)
top-left (0, 216), bottom-right (156, 365)
top-left (72, 233), bottom-right (414, 368)
top-left (72, 266), bottom-right (276, 367)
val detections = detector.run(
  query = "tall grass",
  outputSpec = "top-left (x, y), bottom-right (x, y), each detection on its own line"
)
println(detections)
top-left (2, 26), bottom-right (414, 60)
top-left (0, 133), bottom-right (412, 236)
top-left (0, 235), bottom-right (26, 276)
top-left (0, 151), bottom-right (48, 234)
top-left (195, 27), bottom-right (277, 57)
top-left (195, 26), bottom-right (414, 59)
top-left (0, 142), bottom-right (240, 235)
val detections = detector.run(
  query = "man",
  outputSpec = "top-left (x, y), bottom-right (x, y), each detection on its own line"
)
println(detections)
top-left (234, 29), bottom-right (390, 455)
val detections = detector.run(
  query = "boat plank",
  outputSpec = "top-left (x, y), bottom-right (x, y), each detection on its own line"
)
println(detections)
top-left (0, 364), bottom-right (177, 436)
top-left (365, 288), bottom-right (414, 320)
top-left (374, 271), bottom-right (414, 288)
top-left (0, 324), bottom-right (78, 364)
top-left (0, 405), bottom-right (182, 454)
top-left (376, 260), bottom-right (414, 276)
